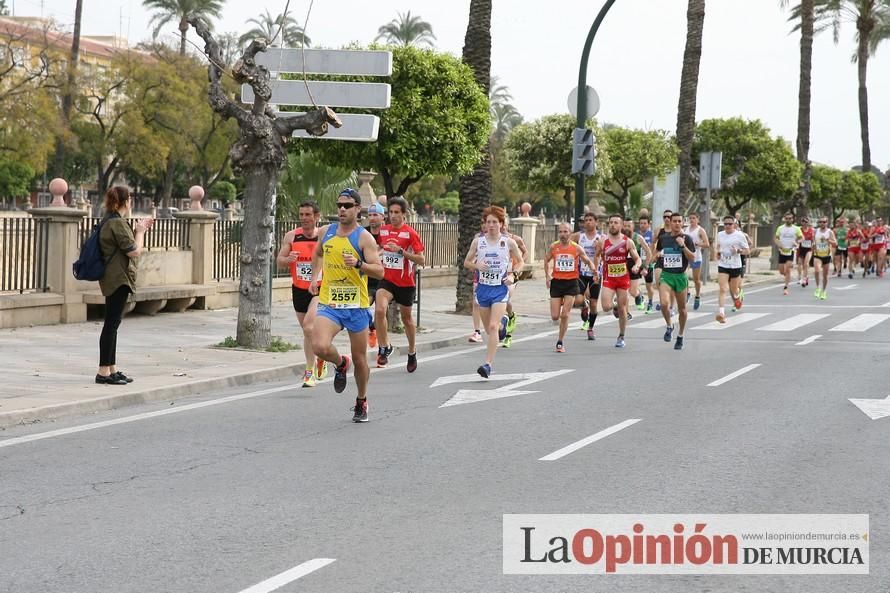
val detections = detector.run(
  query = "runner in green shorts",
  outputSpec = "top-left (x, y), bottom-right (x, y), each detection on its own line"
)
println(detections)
top-left (654, 213), bottom-right (696, 350)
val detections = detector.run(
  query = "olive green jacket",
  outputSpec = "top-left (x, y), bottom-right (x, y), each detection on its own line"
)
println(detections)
top-left (98, 214), bottom-right (137, 297)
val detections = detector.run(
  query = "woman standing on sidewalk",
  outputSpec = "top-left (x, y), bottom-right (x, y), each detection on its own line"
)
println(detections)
top-left (95, 186), bottom-right (153, 385)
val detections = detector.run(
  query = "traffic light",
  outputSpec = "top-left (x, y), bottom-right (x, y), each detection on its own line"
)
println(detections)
top-left (572, 127), bottom-right (596, 176)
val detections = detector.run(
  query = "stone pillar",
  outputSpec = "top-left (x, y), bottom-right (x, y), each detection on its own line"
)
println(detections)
top-left (48, 178), bottom-right (68, 207)
top-left (174, 210), bottom-right (219, 285)
top-left (29, 206), bottom-right (88, 323)
top-left (188, 185), bottom-right (205, 211)
top-left (357, 171), bottom-right (377, 211)
top-left (511, 216), bottom-right (541, 265)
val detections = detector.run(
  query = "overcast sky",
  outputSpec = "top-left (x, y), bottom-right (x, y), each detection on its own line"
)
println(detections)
top-left (21, 0), bottom-right (890, 171)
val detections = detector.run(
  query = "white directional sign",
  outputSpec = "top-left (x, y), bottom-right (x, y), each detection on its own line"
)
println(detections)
top-left (849, 395), bottom-right (890, 420)
top-left (275, 112), bottom-right (380, 142)
top-left (242, 80), bottom-right (391, 109)
top-left (255, 48), bottom-right (393, 76)
top-left (431, 370), bottom-right (574, 408)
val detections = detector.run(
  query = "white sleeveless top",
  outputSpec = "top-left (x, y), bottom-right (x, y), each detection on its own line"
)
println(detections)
top-left (578, 231), bottom-right (598, 276)
top-left (686, 225), bottom-right (704, 263)
top-left (476, 234), bottom-right (511, 286)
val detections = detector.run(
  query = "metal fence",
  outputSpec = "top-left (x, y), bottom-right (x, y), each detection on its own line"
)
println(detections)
top-left (79, 217), bottom-right (191, 252)
top-left (0, 217), bottom-right (49, 294)
top-left (413, 222), bottom-right (459, 268)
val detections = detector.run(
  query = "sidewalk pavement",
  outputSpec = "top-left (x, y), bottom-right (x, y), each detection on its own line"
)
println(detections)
top-left (0, 259), bottom-right (781, 429)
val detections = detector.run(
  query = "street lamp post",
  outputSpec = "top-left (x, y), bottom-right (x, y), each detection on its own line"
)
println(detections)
top-left (574, 0), bottom-right (617, 231)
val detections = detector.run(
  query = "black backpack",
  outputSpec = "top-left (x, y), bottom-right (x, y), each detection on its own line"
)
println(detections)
top-left (73, 219), bottom-right (109, 281)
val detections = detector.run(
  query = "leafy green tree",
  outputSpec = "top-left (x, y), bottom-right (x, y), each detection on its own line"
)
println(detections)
top-left (694, 117), bottom-right (802, 215)
top-left (277, 152), bottom-right (356, 219)
top-left (503, 114), bottom-right (609, 219)
top-left (376, 11), bottom-right (436, 47)
top-left (0, 160), bottom-right (34, 198)
top-left (807, 164), bottom-right (844, 212)
top-left (292, 45), bottom-right (489, 198)
top-left (209, 179), bottom-right (236, 204)
top-left (599, 127), bottom-right (678, 217)
top-left (239, 9), bottom-right (310, 48)
top-left (143, 0), bottom-right (225, 56)
top-left (839, 170), bottom-right (884, 217)
top-left (433, 192), bottom-right (460, 214)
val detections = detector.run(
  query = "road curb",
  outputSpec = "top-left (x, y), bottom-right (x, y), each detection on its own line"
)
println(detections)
top-left (0, 331), bottom-right (498, 430)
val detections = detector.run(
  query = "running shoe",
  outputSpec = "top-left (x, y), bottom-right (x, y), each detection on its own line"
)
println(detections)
top-left (315, 358), bottom-right (328, 380)
top-left (406, 352), bottom-right (418, 373)
top-left (501, 336), bottom-right (512, 348)
top-left (615, 336), bottom-right (626, 348)
top-left (580, 303), bottom-right (589, 323)
top-left (783, 286), bottom-right (789, 296)
top-left (848, 272), bottom-right (853, 279)
top-left (663, 324), bottom-right (674, 342)
top-left (477, 363), bottom-right (491, 378)
top-left (334, 356), bottom-right (350, 393)
top-left (693, 296), bottom-right (701, 311)
top-left (301, 369), bottom-right (316, 388)
top-left (368, 328), bottom-right (378, 349)
top-left (820, 290), bottom-right (827, 301)
top-left (626, 312), bottom-right (633, 321)
top-left (506, 312), bottom-right (517, 334)
top-left (587, 328), bottom-right (596, 341)
top-left (555, 341), bottom-right (565, 353)
top-left (655, 302), bottom-right (662, 311)
top-left (376, 345), bottom-right (393, 368)
top-left (352, 397), bottom-right (368, 423)
top-left (733, 295), bottom-right (743, 310)
top-left (635, 294), bottom-right (644, 308)
top-left (814, 288), bottom-right (822, 299)
top-left (645, 301), bottom-right (653, 314)
top-left (498, 315), bottom-right (509, 341)
top-left (674, 336), bottom-right (684, 350)
top-left (468, 331), bottom-right (483, 343)
top-left (715, 312), bottom-right (727, 324)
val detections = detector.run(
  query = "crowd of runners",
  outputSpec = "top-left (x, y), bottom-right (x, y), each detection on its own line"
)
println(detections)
top-left (278, 192), bottom-right (884, 423)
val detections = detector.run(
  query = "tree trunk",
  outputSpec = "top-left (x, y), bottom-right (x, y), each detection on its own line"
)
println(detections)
top-left (454, 0), bottom-right (493, 314)
top-left (856, 30), bottom-right (871, 174)
top-left (236, 166), bottom-right (278, 348)
top-left (160, 156), bottom-right (176, 211)
top-left (675, 0), bottom-right (705, 213)
top-left (179, 18), bottom-right (189, 57)
top-left (796, 0), bottom-right (814, 210)
top-left (51, 0), bottom-right (84, 178)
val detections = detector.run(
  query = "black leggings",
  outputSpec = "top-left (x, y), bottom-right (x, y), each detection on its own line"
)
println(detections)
top-left (99, 285), bottom-right (131, 367)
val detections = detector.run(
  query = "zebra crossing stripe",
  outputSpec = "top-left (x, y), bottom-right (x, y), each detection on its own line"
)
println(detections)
top-left (757, 314), bottom-right (830, 332)
top-left (633, 312), bottom-right (709, 329)
top-left (693, 313), bottom-right (770, 330)
top-left (828, 314), bottom-right (890, 332)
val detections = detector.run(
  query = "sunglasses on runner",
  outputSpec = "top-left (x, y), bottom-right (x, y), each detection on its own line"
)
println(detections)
top-left (336, 202), bottom-right (356, 210)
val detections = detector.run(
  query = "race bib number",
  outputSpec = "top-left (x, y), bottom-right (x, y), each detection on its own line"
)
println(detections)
top-left (720, 251), bottom-right (734, 265)
top-left (607, 262), bottom-right (627, 277)
top-left (479, 268), bottom-right (503, 286)
top-left (815, 242), bottom-right (830, 256)
top-left (663, 253), bottom-right (683, 269)
top-left (382, 251), bottom-right (404, 270)
top-left (875, 235), bottom-right (886, 244)
top-left (555, 254), bottom-right (575, 273)
top-left (801, 240), bottom-right (812, 248)
top-left (328, 285), bottom-right (360, 309)
top-left (297, 263), bottom-right (313, 281)
top-left (850, 239), bottom-right (860, 248)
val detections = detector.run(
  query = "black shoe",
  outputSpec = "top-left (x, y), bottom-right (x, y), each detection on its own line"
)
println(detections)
top-left (334, 356), bottom-right (350, 394)
top-left (112, 371), bottom-right (134, 383)
top-left (674, 336), bottom-right (684, 350)
top-left (406, 352), bottom-right (417, 373)
top-left (376, 345), bottom-right (394, 368)
top-left (663, 325), bottom-right (674, 342)
top-left (352, 398), bottom-right (368, 423)
top-left (95, 373), bottom-right (127, 385)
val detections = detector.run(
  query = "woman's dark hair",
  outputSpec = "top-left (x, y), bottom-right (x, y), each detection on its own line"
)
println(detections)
top-left (103, 186), bottom-right (130, 214)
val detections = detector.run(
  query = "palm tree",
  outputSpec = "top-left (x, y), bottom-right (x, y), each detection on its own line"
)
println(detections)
top-left (238, 9), bottom-right (311, 48)
top-left (675, 0), bottom-right (706, 212)
top-left (491, 103), bottom-right (522, 145)
top-left (376, 11), bottom-right (436, 47)
top-left (51, 0), bottom-right (84, 177)
top-left (805, 0), bottom-right (890, 174)
top-left (455, 0), bottom-right (492, 313)
top-left (782, 0), bottom-right (815, 209)
top-left (143, 0), bottom-right (225, 56)
top-left (489, 75), bottom-right (512, 113)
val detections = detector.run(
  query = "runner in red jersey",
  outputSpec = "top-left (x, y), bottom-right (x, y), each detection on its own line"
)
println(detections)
top-left (374, 196), bottom-right (426, 372)
top-left (847, 219), bottom-right (863, 279)
top-left (861, 222), bottom-right (874, 277)
top-left (797, 218), bottom-right (814, 287)
top-left (597, 214), bottom-right (642, 348)
top-left (275, 200), bottom-right (326, 388)
top-left (871, 217), bottom-right (887, 277)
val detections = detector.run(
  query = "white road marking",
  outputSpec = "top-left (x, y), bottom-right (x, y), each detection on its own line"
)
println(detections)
top-left (700, 283), bottom-right (783, 305)
top-left (828, 314), bottom-right (890, 332)
top-left (882, 301), bottom-right (890, 308)
top-left (632, 312), bottom-right (708, 329)
top-left (849, 396), bottom-right (890, 420)
top-left (436, 370), bottom-right (575, 408)
top-left (834, 284), bottom-right (858, 291)
top-left (707, 364), bottom-right (761, 387)
top-left (237, 559), bottom-right (336, 593)
top-left (693, 313), bottom-right (770, 330)
top-left (795, 334), bottom-right (822, 346)
top-left (539, 419), bottom-right (641, 461)
top-left (757, 314), bottom-right (830, 332)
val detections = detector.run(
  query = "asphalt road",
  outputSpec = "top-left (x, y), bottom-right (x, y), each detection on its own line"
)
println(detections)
top-left (2, 275), bottom-right (889, 593)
